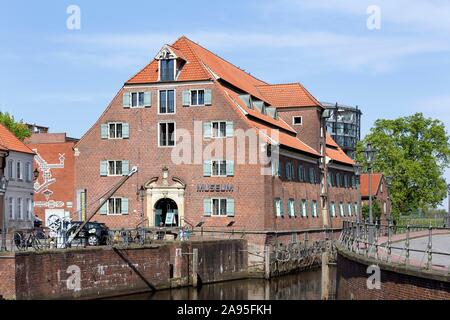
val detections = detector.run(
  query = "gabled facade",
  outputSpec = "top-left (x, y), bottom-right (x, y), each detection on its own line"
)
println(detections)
top-left (74, 36), bottom-right (359, 249)
top-left (361, 173), bottom-right (391, 222)
top-left (0, 124), bottom-right (36, 231)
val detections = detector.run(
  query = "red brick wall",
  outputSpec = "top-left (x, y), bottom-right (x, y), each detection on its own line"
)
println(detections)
top-left (336, 252), bottom-right (450, 300)
top-left (27, 141), bottom-right (77, 221)
top-left (0, 255), bottom-right (16, 300)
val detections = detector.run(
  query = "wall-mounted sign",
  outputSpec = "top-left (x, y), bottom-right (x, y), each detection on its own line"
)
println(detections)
top-left (197, 184), bottom-right (234, 192)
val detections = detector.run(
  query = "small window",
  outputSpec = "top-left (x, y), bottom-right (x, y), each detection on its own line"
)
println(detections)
top-left (301, 200), bottom-right (308, 217)
top-left (159, 90), bottom-right (175, 114)
top-left (348, 203), bottom-right (353, 216)
top-left (211, 121), bottom-right (226, 138)
top-left (191, 90), bottom-right (205, 106)
top-left (212, 160), bottom-right (227, 177)
top-left (108, 198), bottom-right (122, 215)
top-left (311, 200), bottom-right (318, 217)
top-left (298, 165), bottom-right (305, 182)
top-left (8, 160), bottom-right (14, 180)
top-left (131, 92), bottom-right (145, 108)
top-left (16, 161), bottom-right (23, 181)
top-left (159, 122), bottom-right (176, 147)
top-left (339, 202), bottom-right (345, 217)
top-left (108, 161), bottom-right (123, 176)
top-left (212, 198), bottom-right (227, 216)
top-left (17, 198), bottom-right (23, 220)
top-left (8, 197), bottom-right (14, 219)
top-left (293, 116), bottom-right (303, 126)
top-left (330, 202), bottom-right (336, 217)
top-left (288, 199), bottom-right (295, 217)
top-left (274, 198), bottom-right (283, 217)
top-left (25, 162), bottom-right (32, 182)
top-left (109, 123), bottom-right (123, 139)
top-left (26, 199), bottom-right (32, 220)
top-left (160, 59), bottom-right (175, 81)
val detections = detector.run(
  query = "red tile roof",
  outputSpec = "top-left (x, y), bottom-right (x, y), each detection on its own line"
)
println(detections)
top-left (256, 83), bottom-right (322, 108)
top-left (124, 36), bottom-right (325, 158)
top-left (360, 173), bottom-right (383, 197)
top-left (326, 133), bottom-right (339, 148)
top-left (0, 123), bottom-right (34, 154)
top-left (325, 134), bottom-right (354, 165)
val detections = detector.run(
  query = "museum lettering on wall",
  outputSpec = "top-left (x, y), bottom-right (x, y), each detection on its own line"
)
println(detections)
top-left (197, 184), bottom-right (234, 192)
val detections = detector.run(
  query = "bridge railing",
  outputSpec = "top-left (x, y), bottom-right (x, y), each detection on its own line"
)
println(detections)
top-left (339, 220), bottom-right (450, 272)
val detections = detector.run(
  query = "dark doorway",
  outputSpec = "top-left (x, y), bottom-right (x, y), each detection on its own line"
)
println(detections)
top-left (154, 198), bottom-right (178, 227)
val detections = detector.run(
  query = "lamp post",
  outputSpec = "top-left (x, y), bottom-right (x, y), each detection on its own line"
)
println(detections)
top-left (364, 143), bottom-right (377, 243)
top-left (353, 162), bottom-right (362, 223)
top-left (1, 176), bottom-right (9, 251)
top-left (138, 185), bottom-right (146, 244)
top-left (446, 184), bottom-right (450, 228)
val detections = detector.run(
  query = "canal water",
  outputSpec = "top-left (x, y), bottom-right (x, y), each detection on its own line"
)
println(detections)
top-left (113, 267), bottom-right (337, 300)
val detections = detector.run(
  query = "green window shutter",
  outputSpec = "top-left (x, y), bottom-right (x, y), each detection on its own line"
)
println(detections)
top-left (100, 161), bottom-right (108, 176)
top-left (280, 199), bottom-right (284, 216)
top-left (226, 121), bottom-right (234, 137)
top-left (144, 92), bottom-right (151, 107)
top-left (101, 124), bottom-right (108, 139)
top-left (121, 198), bottom-right (129, 215)
top-left (203, 122), bottom-right (212, 139)
top-left (226, 199), bottom-right (235, 217)
top-left (204, 198), bottom-right (212, 217)
top-left (203, 160), bottom-right (212, 177)
top-left (226, 160), bottom-right (234, 176)
top-left (305, 200), bottom-right (309, 217)
top-left (204, 89), bottom-right (212, 105)
top-left (182, 90), bottom-right (191, 106)
top-left (122, 123), bottom-right (130, 139)
top-left (123, 92), bottom-right (131, 108)
top-left (122, 160), bottom-right (129, 176)
top-left (100, 199), bottom-right (107, 215)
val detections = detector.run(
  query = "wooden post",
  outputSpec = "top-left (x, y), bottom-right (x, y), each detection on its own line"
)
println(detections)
top-left (264, 245), bottom-right (271, 280)
top-left (321, 250), bottom-right (330, 300)
top-left (192, 248), bottom-right (198, 288)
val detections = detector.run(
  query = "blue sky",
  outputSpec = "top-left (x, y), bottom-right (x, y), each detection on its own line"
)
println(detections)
top-left (1, 0), bottom-right (450, 206)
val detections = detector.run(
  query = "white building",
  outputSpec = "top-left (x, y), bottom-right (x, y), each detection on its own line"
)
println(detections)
top-left (0, 124), bottom-right (35, 231)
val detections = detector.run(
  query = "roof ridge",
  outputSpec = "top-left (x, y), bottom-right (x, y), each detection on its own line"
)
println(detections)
top-left (174, 36), bottom-right (213, 81)
top-left (256, 82), bottom-right (301, 87)
top-left (181, 36), bottom-right (268, 86)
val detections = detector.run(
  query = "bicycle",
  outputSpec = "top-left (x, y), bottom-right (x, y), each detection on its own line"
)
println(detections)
top-left (12, 230), bottom-right (45, 251)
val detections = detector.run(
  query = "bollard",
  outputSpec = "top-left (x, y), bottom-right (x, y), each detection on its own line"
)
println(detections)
top-left (427, 225), bottom-right (433, 270)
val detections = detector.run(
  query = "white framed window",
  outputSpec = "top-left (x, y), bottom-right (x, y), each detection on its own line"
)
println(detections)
top-left (311, 200), bottom-right (318, 217)
top-left (301, 200), bottom-right (308, 217)
top-left (274, 198), bottom-right (284, 217)
top-left (160, 59), bottom-right (175, 81)
top-left (8, 197), bottom-right (14, 219)
top-left (8, 159), bottom-right (14, 180)
top-left (16, 161), bottom-right (23, 181)
top-left (108, 160), bottom-right (123, 176)
top-left (211, 121), bottom-right (226, 138)
top-left (212, 160), bottom-right (227, 177)
top-left (159, 90), bottom-right (176, 114)
top-left (17, 198), bottom-right (23, 220)
top-left (191, 89), bottom-right (205, 106)
top-left (354, 202), bottom-right (359, 216)
top-left (109, 123), bottom-right (123, 139)
top-left (339, 202), bottom-right (345, 217)
top-left (26, 199), bottom-right (32, 220)
top-left (131, 92), bottom-right (145, 108)
top-left (330, 202), bottom-right (336, 217)
top-left (288, 199), bottom-right (295, 217)
top-left (212, 198), bottom-right (227, 216)
top-left (159, 122), bottom-right (176, 147)
top-left (348, 203), bottom-right (353, 216)
top-left (25, 162), bottom-right (32, 182)
top-left (292, 116), bottom-right (303, 126)
top-left (108, 198), bottom-right (122, 215)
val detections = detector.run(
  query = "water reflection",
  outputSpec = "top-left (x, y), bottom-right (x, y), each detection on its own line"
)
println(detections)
top-left (113, 267), bottom-right (336, 300)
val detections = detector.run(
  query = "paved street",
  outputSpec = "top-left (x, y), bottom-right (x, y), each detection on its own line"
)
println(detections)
top-left (392, 234), bottom-right (450, 268)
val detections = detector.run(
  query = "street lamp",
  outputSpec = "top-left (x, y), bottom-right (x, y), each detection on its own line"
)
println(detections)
top-left (138, 185), bottom-right (146, 244)
top-left (1, 176), bottom-right (9, 251)
top-left (353, 162), bottom-right (362, 223)
top-left (364, 143), bottom-right (377, 244)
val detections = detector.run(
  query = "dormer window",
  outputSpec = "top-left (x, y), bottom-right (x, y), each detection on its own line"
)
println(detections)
top-left (160, 59), bottom-right (175, 81)
top-left (155, 45), bottom-right (186, 82)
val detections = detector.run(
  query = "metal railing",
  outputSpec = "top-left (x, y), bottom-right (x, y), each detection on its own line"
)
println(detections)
top-left (339, 220), bottom-right (450, 272)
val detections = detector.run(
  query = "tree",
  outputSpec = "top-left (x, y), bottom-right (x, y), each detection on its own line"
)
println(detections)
top-left (0, 112), bottom-right (30, 141)
top-left (356, 113), bottom-right (450, 219)
top-left (362, 200), bottom-right (382, 221)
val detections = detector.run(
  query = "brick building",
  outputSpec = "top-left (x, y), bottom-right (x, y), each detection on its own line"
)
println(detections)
top-left (360, 173), bottom-right (391, 222)
top-left (25, 133), bottom-right (79, 226)
top-left (74, 36), bottom-right (359, 248)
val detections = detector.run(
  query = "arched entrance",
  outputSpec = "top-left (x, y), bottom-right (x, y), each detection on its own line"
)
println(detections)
top-left (154, 198), bottom-right (178, 227)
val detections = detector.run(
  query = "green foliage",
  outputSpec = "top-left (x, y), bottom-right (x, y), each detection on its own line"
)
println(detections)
top-left (362, 200), bottom-right (382, 220)
top-left (356, 113), bottom-right (450, 217)
top-left (0, 112), bottom-right (30, 141)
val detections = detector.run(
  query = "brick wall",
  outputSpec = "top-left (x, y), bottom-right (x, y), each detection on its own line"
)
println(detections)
top-left (0, 239), bottom-right (247, 300)
top-left (336, 251), bottom-right (450, 300)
